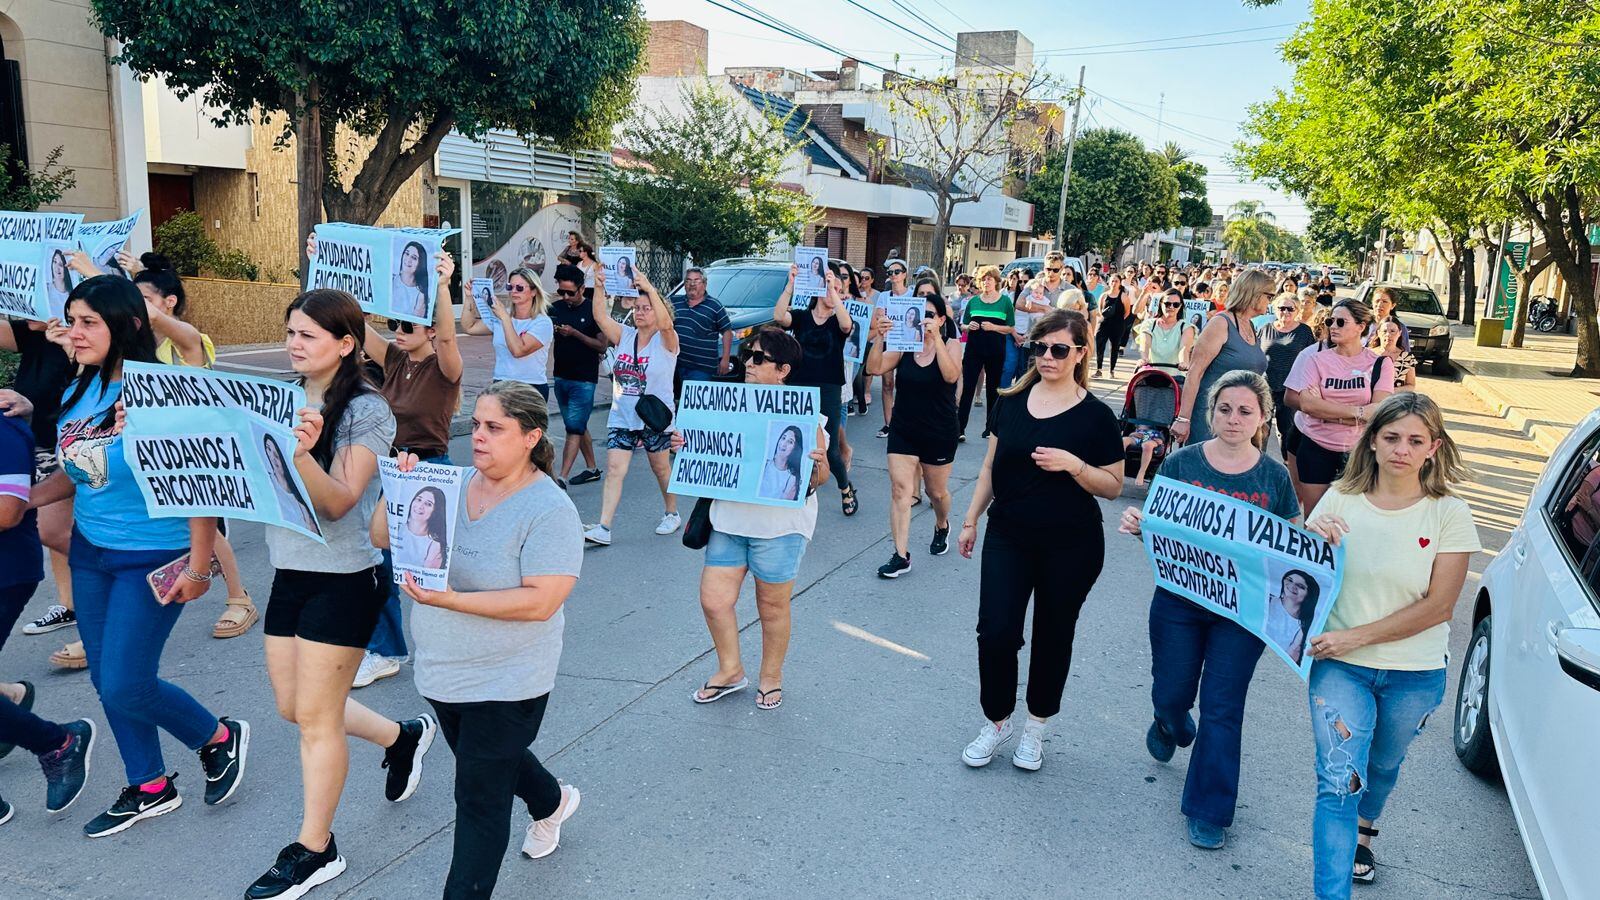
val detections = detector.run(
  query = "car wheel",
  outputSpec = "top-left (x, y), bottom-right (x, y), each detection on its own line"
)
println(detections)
top-left (1430, 356), bottom-right (1452, 376)
top-left (1454, 616), bottom-right (1500, 780)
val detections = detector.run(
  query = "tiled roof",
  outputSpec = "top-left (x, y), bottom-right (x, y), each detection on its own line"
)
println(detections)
top-left (735, 84), bottom-right (865, 176)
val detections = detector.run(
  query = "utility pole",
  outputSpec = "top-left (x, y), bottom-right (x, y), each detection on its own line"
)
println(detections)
top-left (1053, 65), bottom-right (1086, 254)
top-left (1155, 92), bottom-right (1165, 144)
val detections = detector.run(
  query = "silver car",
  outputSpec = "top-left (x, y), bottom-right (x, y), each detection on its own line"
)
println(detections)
top-left (1352, 281), bottom-right (1454, 374)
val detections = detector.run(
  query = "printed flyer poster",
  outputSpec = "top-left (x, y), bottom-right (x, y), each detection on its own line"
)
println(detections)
top-left (883, 296), bottom-right (925, 353)
top-left (0, 210), bottom-right (83, 321)
top-left (307, 223), bottom-right (459, 325)
top-left (72, 210), bottom-right (144, 285)
top-left (379, 459), bottom-right (468, 591)
top-left (470, 277), bottom-right (497, 321)
top-left (119, 362), bottom-right (324, 541)
top-left (669, 382), bottom-right (821, 509)
top-left (1184, 299), bottom-right (1213, 331)
top-left (843, 298), bottom-right (874, 365)
top-left (599, 246), bottom-right (639, 298)
top-left (1140, 475), bottom-right (1343, 678)
top-left (794, 246), bottom-right (828, 301)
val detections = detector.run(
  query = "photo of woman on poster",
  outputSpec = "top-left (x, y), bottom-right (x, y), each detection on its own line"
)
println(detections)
top-left (391, 239), bottom-right (431, 319)
top-left (395, 484), bottom-right (449, 569)
top-left (758, 423), bottom-right (805, 502)
top-left (260, 429), bottom-right (321, 537)
top-left (48, 248), bottom-right (71, 312)
top-left (809, 255), bottom-right (826, 283)
top-left (617, 255), bottom-right (636, 285)
top-left (1263, 566), bottom-right (1321, 664)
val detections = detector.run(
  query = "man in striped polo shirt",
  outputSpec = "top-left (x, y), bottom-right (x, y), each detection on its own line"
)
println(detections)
top-left (671, 267), bottom-right (733, 400)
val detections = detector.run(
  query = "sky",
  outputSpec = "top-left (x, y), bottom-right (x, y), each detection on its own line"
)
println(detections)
top-left (641, 0), bottom-right (1313, 230)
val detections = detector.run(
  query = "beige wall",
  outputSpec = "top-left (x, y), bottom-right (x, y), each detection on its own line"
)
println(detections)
top-left (0, 1), bottom-right (122, 219)
top-left (184, 277), bottom-right (301, 346)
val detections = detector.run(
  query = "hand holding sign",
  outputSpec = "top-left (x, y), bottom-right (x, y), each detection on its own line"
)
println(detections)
top-left (1304, 514), bottom-right (1350, 546)
top-left (293, 409), bottom-right (323, 457)
top-left (399, 571), bottom-right (455, 608)
top-left (1118, 506), bottom-right (1143, 535)
top-left (1309, 628), bottom-right (1367, 660)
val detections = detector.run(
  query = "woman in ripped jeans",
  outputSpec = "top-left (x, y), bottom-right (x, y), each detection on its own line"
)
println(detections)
top-left (1302, 392), bottom-right (1480, 899)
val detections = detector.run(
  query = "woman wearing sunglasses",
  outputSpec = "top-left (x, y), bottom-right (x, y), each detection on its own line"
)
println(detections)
top-left (1257, 293), bottom-right (1317, 473)
top-left (1284, 299), bottom-right (1394, 515)
top-left (866, 281), bottom-right (961, 579)
top-left (460, 267), bottom-right (553, 399)
top-left (956, 310), bottom-right (1123, 772)
top-left (773, 263), bottom-right (859, 517)
top-left (1135, 288), bottom-right (1197, 370)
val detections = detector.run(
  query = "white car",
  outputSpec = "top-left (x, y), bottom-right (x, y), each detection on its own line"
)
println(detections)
top-left (1453, 408), bottom-right (1600, 899)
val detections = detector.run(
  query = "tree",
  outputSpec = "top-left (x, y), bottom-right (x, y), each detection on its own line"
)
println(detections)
top-left (597, 81), bottom-right (815, 262)
top-left (95, 0), bottom-right (647, 245)
top-left (1020, 128), bottom-right (1179, 256)
top-left (1160, 143), bottom-right (1213, 229)
top-left (880, 67), bottom-right (1058, 277)
top-left (1223, 200), bottom-right (1276, 261)
top-left (1304, 201), bottom-right (1381, 268)
top-left (0, 145), bottom-right (76, 211)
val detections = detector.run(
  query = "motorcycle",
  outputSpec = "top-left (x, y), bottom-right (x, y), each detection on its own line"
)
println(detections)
top-left (1527, 296), bottom-right (1559, 333)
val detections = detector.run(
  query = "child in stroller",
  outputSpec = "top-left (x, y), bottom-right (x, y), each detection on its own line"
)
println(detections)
top-left (1124, 424), bottom-right (1166, 487)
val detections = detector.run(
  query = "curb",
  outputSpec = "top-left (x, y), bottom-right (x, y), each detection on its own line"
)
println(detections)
top-left (1454, 366), bottom-right (1566, 454)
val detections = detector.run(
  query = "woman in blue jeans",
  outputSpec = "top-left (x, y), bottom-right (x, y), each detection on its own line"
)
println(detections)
top-left (1302, 392), bottom-right (1478, 898)
top-left (1119, 371), bottom-right (1299, 850)
top-left (29, 276), bottom-right (249, 837)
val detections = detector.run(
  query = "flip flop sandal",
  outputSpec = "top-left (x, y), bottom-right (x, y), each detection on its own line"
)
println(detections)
top-left (691, 677), bottom-right (749, 704)
top-left (212, 595), bottom-right (259, 639)
top-left (841, 486), bottom-right (859, 517)
top-left (755, 687), bottom-right (783, 710)
top-left (1353, 826), bottom-right (1379, 884)
top-left (50, 641), bottom-right (87, 670)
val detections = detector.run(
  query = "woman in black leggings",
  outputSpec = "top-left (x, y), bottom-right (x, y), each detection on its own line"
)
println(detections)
top-left (1096, 272), bottom-right (1131, 377)
top-left (956, 309), bottom-right (1124, 772)
top-left (957, 265), bottom-right (1014, 439)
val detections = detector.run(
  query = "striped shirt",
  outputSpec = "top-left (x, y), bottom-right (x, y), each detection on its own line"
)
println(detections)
top-left (671, 293), bottom-right (732, 372)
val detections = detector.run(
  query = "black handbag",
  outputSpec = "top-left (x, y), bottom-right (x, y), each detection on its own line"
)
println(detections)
top-left (682, 497), bottom-right (713, 549)
top-left (631, 330), bottom-right (673, 433)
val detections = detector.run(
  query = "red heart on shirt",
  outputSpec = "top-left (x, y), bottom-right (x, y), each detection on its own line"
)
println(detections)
top-left (1418, 537), bottom-right (1431, 548)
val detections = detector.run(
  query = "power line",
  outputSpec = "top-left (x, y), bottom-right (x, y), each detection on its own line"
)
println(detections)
top-left (838, 0), bottom-right (959, 57)
top-left (888, 0), bottom-right (956, 41)
top-left (920, 0), bottom-right (976, 30)
top-left (701, 0), bottom-right (902, 73)
top-left (897, 32), bottom-right (1291, 61)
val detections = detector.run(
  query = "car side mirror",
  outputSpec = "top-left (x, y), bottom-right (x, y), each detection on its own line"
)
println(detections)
top-left (1556, 628), bottom-right (1600, 692)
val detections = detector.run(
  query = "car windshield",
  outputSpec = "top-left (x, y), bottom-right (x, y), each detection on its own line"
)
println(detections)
top-left (679, 267), bottom-right (793, 308)
top-left (1381, 287), bottom-right (1444, 316)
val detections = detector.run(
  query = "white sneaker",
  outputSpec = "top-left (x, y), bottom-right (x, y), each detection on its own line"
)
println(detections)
top-left (962, 717), bottom-right (1014, 767)
top-left (352, 652), bottom-right (401, 689)
top-left (523, 784), bottom-right (581, 859)
top-left (1013, 719), bottom-right (1046, 771)
top-left (583, 524), bottom-right (612, 546)
top-left (655, 513), bottom-right (681, 535)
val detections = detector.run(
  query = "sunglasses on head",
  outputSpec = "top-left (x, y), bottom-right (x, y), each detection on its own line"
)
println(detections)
top-left (386, 319), bottom-right (418, 334)
top-left (1030, 342), bottom-right (1080, 360)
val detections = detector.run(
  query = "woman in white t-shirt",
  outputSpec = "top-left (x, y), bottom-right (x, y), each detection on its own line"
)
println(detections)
top-left (461, 267), bottom-right (553, 396)
top-left (1302, 392), bottom-right (1480, 897)
top-left (582, 265), bottom-right (679, 546)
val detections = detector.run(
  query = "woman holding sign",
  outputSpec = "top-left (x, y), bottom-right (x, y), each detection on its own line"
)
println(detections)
top-left (773, 264), bottom-right (859, 517)
top-left (1118, 371), bottom-right (1300, 850)
top-left (248, 289), bottom-right (438, 900)
top-left (24, 276), bottom-right (251, 837)
top-left (374, 382), bottom-right (584, 894)
top-left (583, 266), bottom-right (680, 546)
top-left (1301, 393), bottom-right (1478, 897)
top-left (956, 310), bottom-right (1123, 773)
top-left (460, 266), bottom-right (552, 399)
top-left (867, 287), bottom-right (961, 579)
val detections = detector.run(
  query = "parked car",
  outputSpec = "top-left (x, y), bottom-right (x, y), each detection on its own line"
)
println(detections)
top-left (1351, 280), bottom-right (1454, 374)
top-left (664, 257), bottom-right (839, 355)
top-left (1452, 408), bottom-right (1600, 899)
top-left (1326, 267), bottom-right (1350, 286)
top-left (1002, 255), bottom-right (1085, 281)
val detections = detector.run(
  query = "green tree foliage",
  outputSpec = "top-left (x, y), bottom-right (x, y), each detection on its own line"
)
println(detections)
top-left (0, 145), bottom-right (76, 211)
top-left (596, 81), bottom-right (815, 262)
top-left (1304, 201), bottom-right (1381, 268)
top-left (95, 0), bottom-right (647, 242)
top-left (153, 211), bottom-right (262, 281)
top-left (1022, 128), bottom-right (1179, 256)
top-left (1237, 0), bottom-right (1600, 372)
top-left (1162, 143), bottom-right (1213, 229)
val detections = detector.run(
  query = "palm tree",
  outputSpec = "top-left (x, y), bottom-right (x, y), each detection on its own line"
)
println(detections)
top-left (1227, 199), bottom-right (1277, 225)
top-left (1160, 141), bottom-right (1191, 167)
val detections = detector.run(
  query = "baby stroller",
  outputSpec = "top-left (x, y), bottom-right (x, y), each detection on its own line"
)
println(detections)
top-left (1119, 364), bottom-right (1183, 481)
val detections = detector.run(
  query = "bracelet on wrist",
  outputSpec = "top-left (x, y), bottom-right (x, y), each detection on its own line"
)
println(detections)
top-left (181, 565), bottom-right (213, 583)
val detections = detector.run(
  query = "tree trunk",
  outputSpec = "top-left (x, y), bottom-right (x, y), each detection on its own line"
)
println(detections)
top-left (1461, 244), bottom-right (1477, 327)
top-left (928, 193), bottom-right (952, 287)
top-left (1516, 187), bottom-right (1600, 375)
top-left (322, 109), bottom-right (457, 227)
top-left (294, 78), bottom-right (324, 278)
top-left (1509, 254), bottom-right (1554, 350)
top-left (1446, 252), bottom-right (1462, 320)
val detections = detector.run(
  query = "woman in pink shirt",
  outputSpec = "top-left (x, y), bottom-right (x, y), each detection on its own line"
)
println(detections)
top-left (1284, 299), bottom-right (1394, 514)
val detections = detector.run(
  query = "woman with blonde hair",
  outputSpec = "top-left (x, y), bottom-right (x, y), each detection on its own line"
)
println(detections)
top-left (1302, 392), bottom-right (1478, 896)
top-left (1172, 269), bottom-right (1272, 446)
top-left (461, 266), bottom-right (553, 398)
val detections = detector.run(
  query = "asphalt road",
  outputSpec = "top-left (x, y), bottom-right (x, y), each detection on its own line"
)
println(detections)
top-left (0, 366), bottom-right (1542, 899)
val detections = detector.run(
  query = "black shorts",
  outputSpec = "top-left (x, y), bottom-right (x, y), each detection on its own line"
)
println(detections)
top-left (1295, 437), bottom-right (1350, 486)
top-left (887, 427), bottom-right (956, 466)
top-left (264, 566), bottom-right (387, 649)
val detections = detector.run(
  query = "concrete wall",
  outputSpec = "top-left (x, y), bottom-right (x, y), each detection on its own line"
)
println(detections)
top-left (184, 277), bottom-right (301, 346)
top-left (0, 2), bottom-right (122, 220)
top-left (812, 208), bottom-right (868, 267)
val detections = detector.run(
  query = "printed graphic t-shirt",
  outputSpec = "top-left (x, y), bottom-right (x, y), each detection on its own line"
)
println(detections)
top-left (1284, 345), bottom-right (1394, 452)
top-left (1312, 490), bottom-right (1481, 671)
top-left (0, 415), bottom-right (42, 588)
top-left (607, 324), bottom-right (677, 432)
top-left (57, 379), bottom-right (190, 550)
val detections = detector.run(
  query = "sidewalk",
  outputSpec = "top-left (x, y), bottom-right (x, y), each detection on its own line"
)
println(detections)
top-left (1448, 324), bottom-right (1598, 453)
top-left (213, 332), bottom-right (614, 435)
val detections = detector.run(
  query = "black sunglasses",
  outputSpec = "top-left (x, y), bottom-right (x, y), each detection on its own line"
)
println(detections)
top-left (386, 319), bottom-right (417, 334)
top-left (1275, 305), bottom-right (1296, 312)
top-left (556, 288), bottom-right (578, 297)
top-left (1045, 266), bottom-right (1063, 273)
top-left (742, 347), bottom-right (773, 366)
top-left (1030, 342), bottom-right (1080, 360)
top-left (888, 267), bottom-right (906, 276)
top-left (1162, 301), bottom-right (1183, 309)
top-left (507, 283), bottom-right (530, 293)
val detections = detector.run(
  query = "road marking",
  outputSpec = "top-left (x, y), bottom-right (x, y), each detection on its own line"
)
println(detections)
top-left (831, 621), bottom-right (930, 660)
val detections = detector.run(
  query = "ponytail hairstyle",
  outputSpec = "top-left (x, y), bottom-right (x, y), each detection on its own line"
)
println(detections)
top-left (1000, 309), bottom-right (1091, 397)
top-left (62, 276), bottom-right (158, 427)
top-left (1205, 370), bottom-right (1275, 448)
top-left (133, 253), bottom-right (187, 317)
top-left (480, 380), bottom-right (556, 476)
top-left (285, 289), bottom-right (377, 471)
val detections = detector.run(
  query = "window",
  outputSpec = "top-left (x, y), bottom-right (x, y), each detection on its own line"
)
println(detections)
top-left (977, 228), bottom-right (1005, 251)
top-left (1547, 434), bottom-right (1600, 606)
top-left (815, 226), bottom-right (847, 259)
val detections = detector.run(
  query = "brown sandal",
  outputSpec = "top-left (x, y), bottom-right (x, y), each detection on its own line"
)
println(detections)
top-left (212, 595), bottom-right (258, 639)
top-left (50, 640), bottom-right (87, 670)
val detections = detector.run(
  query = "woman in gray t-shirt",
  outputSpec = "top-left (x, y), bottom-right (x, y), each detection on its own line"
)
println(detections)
top-left (383, 381), bottom-right (583, 895)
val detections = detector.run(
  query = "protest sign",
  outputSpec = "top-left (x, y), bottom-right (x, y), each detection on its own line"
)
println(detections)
top-left (883, 296), bottom-right (925, 353)
top-left (379, 459), bottom-right (467, 591)
top-left (119, 361), bottom-right (324, 542)
top-left (793, 246), bottom-right (828, 303)
top-left (0, 211), bottom-right (83, 321)
top-left (669, 382), bottom-right (821, 509)
top-left (1183, 299), bottom-right (1212, 331)
top-left (469, 277), bottom-right (497, 321)
top-left (599, 246), bottom-right (639, 298)
top-left (72, 210), bottom-right (144, 285)
top-left (843, 298), bottom-right (874, 365)
top-left (307, 223), bottom-right (459, 325)
top-left (1140, 475), bottom-right (1343, 678)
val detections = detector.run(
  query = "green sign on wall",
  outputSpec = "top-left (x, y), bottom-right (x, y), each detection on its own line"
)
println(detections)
top-left (1497, 240), bottom-right (1530, 327)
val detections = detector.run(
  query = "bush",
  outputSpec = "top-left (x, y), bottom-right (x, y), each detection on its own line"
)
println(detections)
top-left (210, 249), bottom-right (260, 282)
top-left (153, 211), bottom-right (216, 276)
